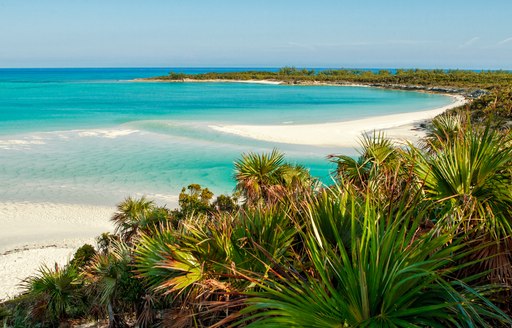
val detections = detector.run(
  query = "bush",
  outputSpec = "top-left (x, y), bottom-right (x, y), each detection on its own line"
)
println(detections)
top-left (69, 244), bottom-right (96, 269)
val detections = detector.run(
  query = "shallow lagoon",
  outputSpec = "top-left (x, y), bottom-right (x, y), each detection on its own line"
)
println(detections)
top-left (0, 68), bottom-right (453, 205)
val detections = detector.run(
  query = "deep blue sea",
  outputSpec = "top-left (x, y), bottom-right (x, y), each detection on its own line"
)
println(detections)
top-left (0, 68), bottom-right (453, 206)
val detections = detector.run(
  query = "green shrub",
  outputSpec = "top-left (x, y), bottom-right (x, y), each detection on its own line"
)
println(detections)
top-left (69, 244), bottom-right (96, 269)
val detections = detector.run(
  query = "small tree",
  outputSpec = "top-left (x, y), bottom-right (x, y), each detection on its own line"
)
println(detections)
top-left (178, 183), bottom-right (214, 216)
top-left (70, 244), bottom-right (96, 269)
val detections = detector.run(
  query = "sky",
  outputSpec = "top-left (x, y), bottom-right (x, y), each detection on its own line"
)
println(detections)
top-left (0, 0), bottom-right (511, 69)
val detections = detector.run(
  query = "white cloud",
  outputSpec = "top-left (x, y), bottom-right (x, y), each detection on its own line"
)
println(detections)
top-left (460, 37), bottom-right (480, 48)
top-left (497, 37), bottom-right (512, 45)
top-left (298, 40), bottom-right (435, 48)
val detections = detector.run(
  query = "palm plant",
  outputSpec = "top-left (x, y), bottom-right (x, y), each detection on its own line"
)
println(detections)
top-left (234, 149), bottom-right (314, 206)
top-left (96, 232), bottom-right (120, 254)
top-left (234, 149), bottom-right (286, 205)
top-left (414, 124), bottom-right (512, 236)
top-left (329, 132), bottom-right (399, 188)
top-left (413, 123), bottom-right (512, 289)
top-left (133, 225), bottom-right (180, 292)
top-left (279, 163), bottom-right (316, 200)
top-left (111, 196), bottom-right (169, 243)
top-left (22, 264), bottom-right (84, 325)
top-left (86, 241), bottom-right (143, 327)
top-left (135, 205), bottom-right (297, 290)
top-left (134, 219), bottom-right (221, 326)
top-left (329, 132), bottom-right (416, 209)
top-left (423, 112), bottom-right (467, 151)
top-left (236, 187), bottom-right (511, 327)
top-left (134, 205), bottom-right (298, 325)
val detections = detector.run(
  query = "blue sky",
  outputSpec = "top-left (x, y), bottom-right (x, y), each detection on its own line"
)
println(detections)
top-left (0, 0), bottom-right (511, 68)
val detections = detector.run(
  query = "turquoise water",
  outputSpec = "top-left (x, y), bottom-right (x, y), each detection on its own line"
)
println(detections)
top-left (0, 68), bottom-right (453, 206)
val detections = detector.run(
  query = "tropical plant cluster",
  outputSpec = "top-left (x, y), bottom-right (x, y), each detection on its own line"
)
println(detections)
top-left (1, 110), bottom-right (512, 327)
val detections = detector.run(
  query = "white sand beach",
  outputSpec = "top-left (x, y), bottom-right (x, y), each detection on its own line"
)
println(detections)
top-left (0, 202), bottom-right (114, 301)
top-left (134, 78), bottom-right (284, 85)
top-left (210, 95), bottom-right (467, 147)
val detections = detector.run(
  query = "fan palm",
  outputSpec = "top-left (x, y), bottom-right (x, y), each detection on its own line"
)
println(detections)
top-left (22, 264), bottom-right (83, 325)
top-left (234, 150), bottom-right (314, 206)
top-left (236, 188), bottom-right (511, 327)
top-left (280, 163), bottom-right (315, 195)
top-left (329, 132), bottom-right (399, 188)
top-left (329, 132), bottom-right (415, 209)
top-left (111, 196), bottom-right (168, 243)
top-left (134, 205), bottom-right (298, 325)
top-left (86, 241), bottom-right (143, 327)
top-left (413, 123), bottom-right (512, 289)
top-left (135, 205), bottom-right (297, 291)
top-left (234, 149), bottom-right (286, 205)
top-left (414, 124), bottom-right (512, 237)
top-left (423, 112), bottom-right (466, 151)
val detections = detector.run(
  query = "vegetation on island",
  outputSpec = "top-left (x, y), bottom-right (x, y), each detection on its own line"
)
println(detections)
top-left (1, 110), bottom-right (512, 327)
top-left (152, 67), bottom-right (512, 90)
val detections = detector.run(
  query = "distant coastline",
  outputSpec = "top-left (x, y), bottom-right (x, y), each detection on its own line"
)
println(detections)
top-left (134, 70), bottom-right (476, 148)
top-left (135, 67), bottom-right (499, 100)
top-left (134, 77), bottom-right (284, 85)
top-left (133, 77), bottom-right (483, 98)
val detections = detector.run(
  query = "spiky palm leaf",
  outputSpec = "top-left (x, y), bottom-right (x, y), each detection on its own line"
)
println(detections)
top-left (87, 242), bottom-right (132, 305)
top-left (111, 197), bottom-right (169, 243)
top-left (330, 132), bottom-right (400, 189)
top-left (237, 188), bottom-right (511, 327)
top-left (359, 131), bottom-right (398, 167)
top-left (424, 112), bottom-right (467, 150)
top-left (234, 149), bottom-right (285, 205)
top-left (22, 264), bottom-right (83, 324)
top-left (414, 124), bottom-right (512, 238)
top-left (413, 123), bottom-right (512, 293)
top-left (134, 205), bottom-right (299, 326)
top-left (135, 206), bottom-right (298, 293)
top-left (280, 163), bottom-right (313, 189)
top-left (86, 241), bottom-right (141, 327)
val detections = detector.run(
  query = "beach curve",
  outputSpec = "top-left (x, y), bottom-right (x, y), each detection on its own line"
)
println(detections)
top-left (209, 95), bottom-right (467, 147)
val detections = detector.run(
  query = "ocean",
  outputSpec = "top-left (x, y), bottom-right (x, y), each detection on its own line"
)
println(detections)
top-left (0, 68), bottom-right (453, 206)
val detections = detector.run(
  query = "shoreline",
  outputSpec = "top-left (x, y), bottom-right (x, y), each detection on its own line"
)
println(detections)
top-left (209, 95), bottom-right (467, 148)
top-left (133, 77), bottom-right (285, 85)
top-left (133, 77), bottom-right (484, 98)
top-left (0, 202), bottom-right (115, 301)
top-left (133, 78), bottom-right (392, 90)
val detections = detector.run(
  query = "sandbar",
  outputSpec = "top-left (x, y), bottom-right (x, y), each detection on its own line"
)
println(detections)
top-left (134, 78), bottom-right (284, 85)
top-left (209, 95), bottom-right (467, 147)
